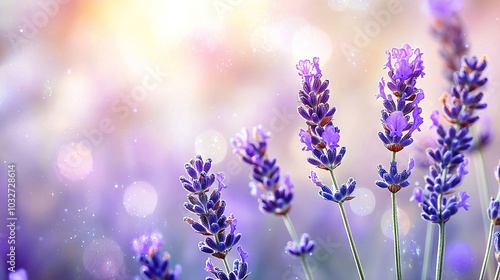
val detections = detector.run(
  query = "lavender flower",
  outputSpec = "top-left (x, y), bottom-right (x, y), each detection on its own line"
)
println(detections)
top-left (375, 44), bottom-right (425, 280)
top-left (488, 198), bottom-right (500, 225)
top-left (206, 246), bottom-right (250, 280)
top-left (296, 57), bottom-right (364, 279)
top-left (232, 126), bottom-right (294, 215)
top-left (480, 161), bottom-right (500, 279)
top-left (412, 56), bottom-right (487, 221)
top-left (427, 0), bottom-right (468, 81)
top-left (231, 125), bottom-right (316, 276)
top-left (309, 170), bottom-right (355, 203)
top-left (411, 127), bottom-right (472, 223)
top-left (180, 155), bottom-right (249, 279)
top-left (375, 159), bottom-right (415, 193)
top-left (377, 44), bottom-right (425, 153)
top-left (441, 56), bottom-right (488, 127)
top-left (286, 233), bottom-right (315, 257)
top-left (495, 231), bottom-right (500, 263)
top-left (132, 232), bottom-right (181, 280)
top-left (296, 57), bottom-right (345, 171)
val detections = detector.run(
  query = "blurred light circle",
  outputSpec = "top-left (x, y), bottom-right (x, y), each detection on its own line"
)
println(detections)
top-left (445, 242), bottom-right (475, 274)
top-left (123, 181), bottom-right (158, 217)
top-left (349, 188), bottom-right (376, 216)
top-left (250, 22), bottom-right (275, 53)
top-left (381, 207), bottom-right (411, 239)
top-left (194, 130), bottom-right (227, 164)
top-left (56, 142), bottom-right (93, 181)
top-left (328, 0), bottom-right (348, 11)
top-left (273, 17), bottom-right (308, 53)
top-left (83, 238), bottom-right (124, 279)
top-left (292, 24), bottom-right (332, 63)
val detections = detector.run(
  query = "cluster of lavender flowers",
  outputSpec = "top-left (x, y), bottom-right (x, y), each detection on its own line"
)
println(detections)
top-left (180, 155), bottom-right (250, 280)
top-left (132, 232), bottom-right (181, 280)
top-left (128, 3), bottom-right (496, 278)
top-left (375, 44), bottom-right (424, 193)
top-left (231, 126), bottom-right (315, 258)
top-left (295, 57), bottom-right (364, 279)
top-left (412, 56), bottom-right (487, 223)
top-left (296, 58), bottom-right (354, 203)
top-left (371, 43), bottom-right (426, 280)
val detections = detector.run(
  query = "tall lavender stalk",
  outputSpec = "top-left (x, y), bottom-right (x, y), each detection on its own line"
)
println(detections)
top-left (180, 155), bottom-right (250, 280)
top-left (295, 57), bottom-right (364, 279)
top-left (231, 126), bottom-right (315, 280)
top-left (375, 44), bottom-right (425, 280)
top-left (480, 162), bottom-right (500, 279)
top-left (412, 56), bottom-right (488, 280)
top-left (426, 1), bottom-right (495, 278)
top-left (493, 231), bottom-right (500, 279)
top-left (132, 232), bottom-right (181, 280)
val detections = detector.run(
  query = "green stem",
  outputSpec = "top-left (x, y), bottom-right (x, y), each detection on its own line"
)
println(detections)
top-left (436, 222), bottom-right (446, 280)
top-left (390, 151), bottom-right (403, 280)
top-left (471, 131), bottom-right (494, 279)
top-left (222, 258), bottom-right (231, 273)
top-left (329, 170), bottom-right (365, 280)
top-left (480, 187), bottom-right (500, 280)
top-left (282, 214), bottom-right (314, 280)
top-left (479, 222), bottom-right (495, 280)
top-left (329, 170), bottom-right (339, 190)
top-left (338, 202), bottom-right (365, 280)
top-left (421, 223), bottom-right (434, 280)
top-left (392, 192), bottom-right (402, 280)
top-left (495, 263), bottom-right (500, 280)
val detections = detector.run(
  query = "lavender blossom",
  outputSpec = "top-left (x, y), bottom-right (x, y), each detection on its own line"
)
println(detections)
top-left (309, 170), bottom-right (355, 203)
top-left (231, 125), bottom-right (315, 262)
top-left (375, 44), bottom-right (425, 280)
top-left (495, 231), bottom-right (500, 263)
top-left (427, 0), bottom-right (468, 81)
top-left (442, 56), bottom-right (488, 127)
top-left (231, 126), bottom-right (294, 215)
top-left (286, 234), bottom-right (315, 257)
top-left (132, 232), bottom-right (181, 280)
top-left (180, 155), bottom-right (249, 279)
top-left (488, 198), bottom-right (500, 225)
top-left (206, 246), bottom-right (250, 280)
top-left (412, 56), bottom-right (487, 223)
top-left (377, 44), bottom-right (425, 153)
top-left (296, 57), bottom-right (345, 171)
top-left (411, 126), bottom-right (472, 223)
top-left (375, 159), bottom-right (415, 193)
top-left (296, 57), bottom-right (364, 279)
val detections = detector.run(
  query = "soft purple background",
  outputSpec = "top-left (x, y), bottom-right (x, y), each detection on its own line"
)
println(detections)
top-left (1, 0), bottom-right (499, 279)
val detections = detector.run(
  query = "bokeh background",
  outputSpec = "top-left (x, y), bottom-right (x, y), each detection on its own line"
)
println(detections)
top-left (0, 0), bottom-right (499, 279)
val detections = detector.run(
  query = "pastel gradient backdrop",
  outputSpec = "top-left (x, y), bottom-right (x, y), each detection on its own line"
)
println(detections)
top-left (0, 0), bottom-right (499, 279)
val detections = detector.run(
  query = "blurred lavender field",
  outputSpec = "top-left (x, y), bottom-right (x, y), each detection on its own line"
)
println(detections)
top-left (1, 0), bottom-right (500, 279)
